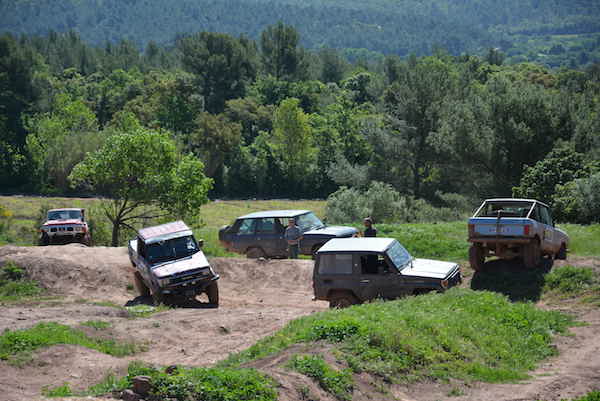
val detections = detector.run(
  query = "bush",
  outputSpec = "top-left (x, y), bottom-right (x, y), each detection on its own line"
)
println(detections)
top-left (554, 173), bottom-right (600, 223)
top-left (0, 204), bottom-right (13, 242)
top-left (544, 266), bottom-right (596, 295)
top-left (86, 204), bottom-right (112, 246)
top-left (325, 181), bottom-right (467, 224)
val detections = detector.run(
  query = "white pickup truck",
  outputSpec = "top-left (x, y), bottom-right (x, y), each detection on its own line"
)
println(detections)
top-left (468, 198), bottom-right (569, 270)
top-left (128, 221), bottom-right (219, 305)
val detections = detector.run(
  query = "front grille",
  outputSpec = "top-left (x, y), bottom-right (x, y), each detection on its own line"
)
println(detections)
top-left (169, 268), bottom-right (210, 285)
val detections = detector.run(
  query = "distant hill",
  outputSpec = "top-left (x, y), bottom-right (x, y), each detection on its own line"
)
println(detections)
top-left (2, 0), bottom-right (600, 67)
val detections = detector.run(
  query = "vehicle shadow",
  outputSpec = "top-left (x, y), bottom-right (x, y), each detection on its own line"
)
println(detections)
top-left (470, 257), bottom-right (553, 302)
top-left (124, 296), bottom-right (217, 309)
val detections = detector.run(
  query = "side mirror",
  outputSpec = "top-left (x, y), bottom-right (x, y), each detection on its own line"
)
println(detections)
top-left (198, 239), bottom-right (204, 248)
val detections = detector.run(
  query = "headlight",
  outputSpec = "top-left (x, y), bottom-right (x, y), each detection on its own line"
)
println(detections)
top-left (441, 279), bottom-right (449, 289)
top-left (74, 226), bottom-right (83, 232)
top-left (157, 278), bottom-right (170, 287)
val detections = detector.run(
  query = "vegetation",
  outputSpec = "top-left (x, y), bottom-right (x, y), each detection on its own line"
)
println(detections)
top-left (0, 322), bottom-right (143, 363)
top-left (289, 354), bottom-right (354, 400)
top-left (0, 260), bottom-right (44, 302)
top-left (543, 266), bottom-right (599, 298)
top-left (42, 383), bottom-right (74, 397)
top-left (222, 289), bottom-right (573, 383)
top-left (564, 391), bottom-right (600, 401)
top-left (80, 320), bottom-right (111, 330)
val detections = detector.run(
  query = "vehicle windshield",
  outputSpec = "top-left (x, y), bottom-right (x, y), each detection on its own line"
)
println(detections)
top-left (386, 241), bottom-right (412, 270)
top-left (47, 210), bottom-right (82, 220)
top-left (147, 235), bottom-right (199, 265)
top-left (476, 202), bottom-right (533, 218)
top-left (296, 212), bottom-right (325, 231)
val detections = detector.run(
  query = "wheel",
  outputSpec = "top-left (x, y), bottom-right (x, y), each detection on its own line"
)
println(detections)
top-left (328, 292), bottom-right (359, 309)
top-left (469, 244), bottom-right (485, 271)
top-left (246, 247), bottom-right (266, 259)
top-left (38, 233), bottom-right (49, 246)
top-left (523, 239), bottom-right (541, 269)
top-left (206, 282), bottom-right (219, 305)
top-left (152, 289), bottom-right (165, 305)
top-left (133, 271), bottom-right (150, 297)
top-left (556, 244), bottom-right (567, 260)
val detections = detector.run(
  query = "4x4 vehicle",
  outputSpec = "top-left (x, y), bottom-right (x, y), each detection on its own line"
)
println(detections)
top-left (219, 210), bottom-right (358, 258)
top-left (468, 198), bottom-right (569, 270)
top-left (313, 238), bottom-right (461, 308)
top-left (39, 208), bottom-right (91, 246)
top-left (128, 221), bottom-right (219, 305)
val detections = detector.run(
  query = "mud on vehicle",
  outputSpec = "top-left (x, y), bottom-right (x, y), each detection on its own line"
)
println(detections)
top-left (39, 208), bottom-right (91, 246)
top-left (219, 210), bottom-right (358, 258)
top-left (468, 198), bottom-right (569, 270)
top-left (313, 238), bottom-right (461, 308)
top-left (128, 221), bottom-right (219, 306)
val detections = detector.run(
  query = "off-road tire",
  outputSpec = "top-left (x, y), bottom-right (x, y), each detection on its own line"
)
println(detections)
top-left (246, 247), bottom-right (266, 259)
top-left (523, 238), bottom-right (541, 269)
top-left (328, 291), bottom-right (359, 309)
top-left (38, 233), bottom-right (50, 246)
top-left (556, 244), bottom-right (567, 260)
top-left (206, 282), bottom-right (219, 305)
top-left (152, 289), bottom-right (165, 306)
top-left (133, 271), bottom-right (150, 297)
top-left (468, 244), bottom-right (485, 272)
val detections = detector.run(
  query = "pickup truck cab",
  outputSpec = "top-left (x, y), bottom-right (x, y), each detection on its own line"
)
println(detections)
top-left (468, 198), bottom-right (569, 270)
top-left (219, 210), bottom-right (358, 258)
top-left (39, 208), bottom-right (91, 246)
top-left (313, 238), bottom-right (461, 308)
top-left (128, 221), bottom-right (219, 305)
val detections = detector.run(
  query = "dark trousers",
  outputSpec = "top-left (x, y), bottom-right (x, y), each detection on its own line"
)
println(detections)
top-left (288, 243), bottom-right (299, 259)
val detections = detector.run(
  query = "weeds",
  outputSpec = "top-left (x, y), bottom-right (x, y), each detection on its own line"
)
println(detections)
top-left (544, 266), bottom-right (596, 296)
top-left (81, 320), bottom-right (111, 330)
top-left (42, 383), bottom-right (73, 397)
top-left (0, 261), bottom-right (44, 302)
top-left (289, 354), bottom-right (353, 400)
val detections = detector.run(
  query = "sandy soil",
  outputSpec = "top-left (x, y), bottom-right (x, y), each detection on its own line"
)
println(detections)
top-left (0, 245), bottom-right (599, 401)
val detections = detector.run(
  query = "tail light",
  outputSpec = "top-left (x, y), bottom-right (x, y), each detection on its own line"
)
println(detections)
top-left (468, 224), bottom-right (475, 237)
top-left (524, 225), bottom-right (530, 236)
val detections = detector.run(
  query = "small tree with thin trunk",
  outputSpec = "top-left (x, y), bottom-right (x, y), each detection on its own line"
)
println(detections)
top-left (69, 129), bottom-right (213, 246)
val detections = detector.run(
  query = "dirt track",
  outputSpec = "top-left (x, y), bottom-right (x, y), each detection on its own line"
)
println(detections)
top-left (0, 245), bottom-right (599, 401)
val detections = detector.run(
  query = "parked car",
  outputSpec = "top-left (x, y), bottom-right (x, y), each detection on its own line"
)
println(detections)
top-left (39, 208), bottom-right (91, 246)
top-left (468, 198), bottom-right (569, 270)
top-left (313, 237), bottom-right (461, 308)
top-left (128, 221), bottom-right (219, 305)
top-left (219, 210), bottom-right (358, 258)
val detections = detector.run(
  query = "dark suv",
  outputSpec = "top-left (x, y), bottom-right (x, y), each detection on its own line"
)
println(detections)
top-left (218, 210), bottom-right (358, 258)
top-left (313, 238), bottom-right (462, 308)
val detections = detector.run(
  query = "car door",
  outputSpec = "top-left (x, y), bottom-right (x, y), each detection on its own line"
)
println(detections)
top-left (356, 253), bottom-right (406, 301)
top-left (539, 205), bottom-right (558, 253)
top-left (255, 218), bottom-right (287, 257)
top-left (232, 218), bottom-right (257, 253)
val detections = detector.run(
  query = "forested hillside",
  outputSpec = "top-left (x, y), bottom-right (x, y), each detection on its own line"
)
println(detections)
top-left (1, 23), bottom-right (599, 223)
top-left (2, 0), bottom-right (600, 68)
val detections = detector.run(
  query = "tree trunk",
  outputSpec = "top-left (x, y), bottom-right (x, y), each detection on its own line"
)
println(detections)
top-left (111, 221), bottom-right (120, 247)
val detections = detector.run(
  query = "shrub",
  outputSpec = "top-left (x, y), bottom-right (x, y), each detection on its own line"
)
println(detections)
top-left (289, 354), bottom-right (353, 400)
top-left (544, 266), bottom-right (596, 295)
top-left (86, 205), bottom-right (112, 246)
top-left (554, 172), bottom-right (600, 223)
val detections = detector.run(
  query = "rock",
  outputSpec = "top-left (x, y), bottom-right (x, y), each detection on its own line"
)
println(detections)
top-left (121, 389), bottom-right (141, 401)
top-left (131, 376), bottom-right (152, 396)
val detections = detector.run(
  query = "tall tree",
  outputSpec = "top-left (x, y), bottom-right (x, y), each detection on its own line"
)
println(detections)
top-left (260, 22), bottom-right (307, 81)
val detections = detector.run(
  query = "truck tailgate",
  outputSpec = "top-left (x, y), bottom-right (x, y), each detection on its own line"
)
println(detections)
top-left (469, 218), bottom-right (529, 237)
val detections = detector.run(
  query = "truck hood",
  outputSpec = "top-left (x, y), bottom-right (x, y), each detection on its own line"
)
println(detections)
top-left (401, 258), bottom-right (458, 279)
top-left (304, 226), bottom-right (358, 237)
top-left (43, 219), bottom-right (83, 226)
top-left (152, 251), bottom-right (210, 278)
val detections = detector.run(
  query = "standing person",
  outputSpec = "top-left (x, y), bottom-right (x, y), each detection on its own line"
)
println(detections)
top-left (363, 217), bottom-right (377, 237)
top-left (284, 218), bottom-right (303, 259)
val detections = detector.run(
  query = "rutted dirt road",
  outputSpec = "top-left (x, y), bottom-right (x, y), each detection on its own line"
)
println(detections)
top-left (0, 245), bottom-right (599, 401)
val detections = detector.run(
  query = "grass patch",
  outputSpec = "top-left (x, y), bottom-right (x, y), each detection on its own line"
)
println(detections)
top-left (559, 224), bottom-right (600, 257)
top-left (81, 320), bottom-right (111, 330)
top-left (0, 322), bottom-right (143, 363)
top-left (42, 383), bottom-right (73, 397)
top-left (125, 304), bottom-right (170, 318)
top-left (566, 391), bottom-right (600, 401)
top-left (289, 354), bottom-right (353, 400)
top-left (543, 266), bottom-right (600, 304)
top-left (0, 260), bottom-right (44, 302)
top-left (83, 361), bottom-right (277, 401)
top-left (221, 289), bottom-right (572, 383)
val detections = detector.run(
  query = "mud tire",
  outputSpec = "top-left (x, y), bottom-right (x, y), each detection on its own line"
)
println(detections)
top-left (329, 291), bottom-right (359, 309)
top-left (206, 282), bottom-right (219, 306)
top-left (38, 233), bottom-right (50, 246)
top-left (246, 247), bottom-right (266, 259)
top-left (152, 289), bottom-right (165, 305)
top-left (133, 271), bottom-right (150, 297)
top-left (556, 244), bottom-right (567, 260)
top-left (523, 238), bottom-right (541, 269)
top-left (469, 244), bottom-right (485, 272)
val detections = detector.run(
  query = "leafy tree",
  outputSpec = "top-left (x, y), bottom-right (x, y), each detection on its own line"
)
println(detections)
top-left (261, 22), bottom-right (307, 81)
top-left (271, 97), bottom-right (315, 191)
top-left (69, 129), bottom-right (213, 246)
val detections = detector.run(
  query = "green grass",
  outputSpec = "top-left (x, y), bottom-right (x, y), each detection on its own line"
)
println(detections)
top-left (559, 224), bottom-right (600, 257)
top-left (543, 266), bottom-right (600, 305)
top-left (42, 383), bottom-right (74, 397)
top-left (82, 361), bottom-right (278, 401)
top-left (564, 391), bottom-right (600, 401)
top-left (221, 289), bottom-right (572, 383)
top-left (125, 304), bottom-right (171, 318)
top-left (0, 322), bottom-right (143, 363)
top-left (0, 260), bottom-right (45, 302)
top-left (289, 354), bottom-right (353, 400)
top-left (81, 320), bottom-right (111, 330)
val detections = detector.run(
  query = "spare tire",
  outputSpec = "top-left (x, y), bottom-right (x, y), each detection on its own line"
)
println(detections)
top-left (206, 281), bottom-right (219, 306)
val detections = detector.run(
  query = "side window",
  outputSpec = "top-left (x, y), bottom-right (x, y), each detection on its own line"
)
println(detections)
top-left (360, 254), bottom-right (379, 275)
top-left (318, 254), bottom-right (353, 275)
top-left (138, 238), bottom-right (146, 258)
top-left (256, 218), bottom-right (285, 234)
top-left (540, 206), bottom-right (553, 226)
top-left (237, 219), bottom-right (256, 235)
top-left (531, 206), bottom-right (542, 222)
